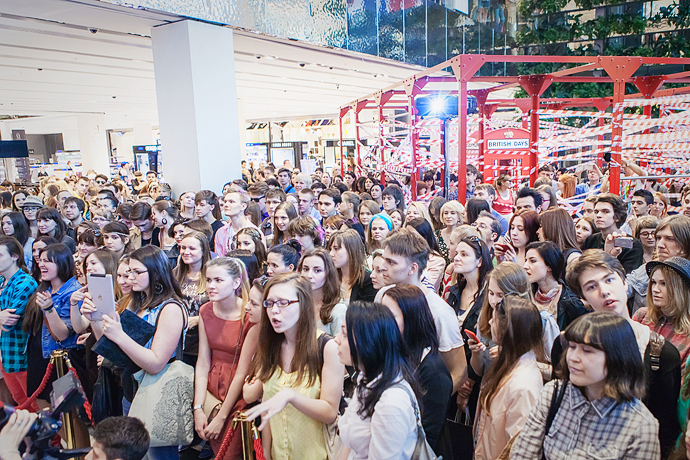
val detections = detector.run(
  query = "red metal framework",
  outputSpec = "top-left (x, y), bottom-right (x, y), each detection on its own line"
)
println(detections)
top-left (340, 55), bottom-right (690, 203)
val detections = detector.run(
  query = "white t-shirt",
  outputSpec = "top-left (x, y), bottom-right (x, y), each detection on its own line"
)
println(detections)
top-left (425, 291), bottom-right (465, 353)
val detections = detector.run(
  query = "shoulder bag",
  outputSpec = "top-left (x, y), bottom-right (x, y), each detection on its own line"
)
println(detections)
top-left (318, 333), bottom-right (344, 460)
top-left (394, 382), bottom-right (441, 460)
top-left (128, 300), bottom-right (195, 447)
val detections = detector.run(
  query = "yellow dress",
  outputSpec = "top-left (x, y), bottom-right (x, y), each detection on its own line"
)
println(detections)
top-left (263, 368), bottom-right (327, 460)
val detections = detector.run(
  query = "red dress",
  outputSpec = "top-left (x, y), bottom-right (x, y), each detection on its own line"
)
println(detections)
top-left (200, 302), bottom-right (252, 460)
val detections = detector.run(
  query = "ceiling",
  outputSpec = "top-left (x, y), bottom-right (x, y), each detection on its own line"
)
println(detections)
top-left (0, 0), bottom-right (504, 129)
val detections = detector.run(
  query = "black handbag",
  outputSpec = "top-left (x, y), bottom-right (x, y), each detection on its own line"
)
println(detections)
top-left (92, 310), bottom-right (155, 369)
top-left (91, 365), bottom-right (123, 424)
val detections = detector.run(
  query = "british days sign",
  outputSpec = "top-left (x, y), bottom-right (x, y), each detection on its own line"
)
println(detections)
top-left (485, 128), bottom-right (530, 150)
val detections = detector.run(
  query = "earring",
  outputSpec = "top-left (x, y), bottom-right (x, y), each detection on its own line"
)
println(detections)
top-left (154, 283), bottom-right (164, 295)
top-left (162, 218), bottom-right (167, 225)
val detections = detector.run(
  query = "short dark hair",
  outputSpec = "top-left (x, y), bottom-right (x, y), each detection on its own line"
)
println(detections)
top-left (100, 196), bottom-right (118, 210)
top-left (516, 187), bottom-right (543, 209)
top-left (266, 178), bottom-right (281, 188)
top-left (39, 244), bottom-right (75, 283)
top-left (595, 193), bottom-right (628, 227)
top-left (247, 182), bottom-right (268, 196)
top-left (559, 312), bottom-right (646, 402)
top-left (64, 196), bottom-right (86, 213)
top-left (382, 185), bottom-right (405, 212)
top-left (194, 190), bottom-right (222, 220)
top-left (476, 184), bottom-right (496, 197)
top-left (334, 182), bottom-right (349, 194)
top-left (278, 168), bottom-right (291, 176)
top-left (477, 211), bottom-right (502, 242)
top-left (93, 416), bottom-right (150, 460)
top-left (632, 189), bottom-right (654, 206)
top-left (466, 198), bottom-right (490, 225)
top-left (319, 188), bottom-right (342, 205)
top-left (467, 164), bottom-right (478, 175)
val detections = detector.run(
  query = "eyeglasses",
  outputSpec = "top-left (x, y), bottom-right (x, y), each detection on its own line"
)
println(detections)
top-left (251, 196), bottom-right (265, 202)
top-left (639, 231), bottom-right (656, 239)
top-left (263, 298), bottom-right (299, 309)
top-left (95, 180), bottom-right (106, 185)
top-left (128, 269), bottom-right (148, 278)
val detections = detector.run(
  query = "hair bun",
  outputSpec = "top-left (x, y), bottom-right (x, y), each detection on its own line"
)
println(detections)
top-left (286, 239), bottom-right (302, 253)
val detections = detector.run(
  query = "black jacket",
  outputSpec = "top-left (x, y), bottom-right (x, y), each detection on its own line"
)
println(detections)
top-left (582, 232), bottom-right (644, 274)
top-left (533, 284), bottom-right (589, 331)
top-left (349, 270), bottom-right (378, 303)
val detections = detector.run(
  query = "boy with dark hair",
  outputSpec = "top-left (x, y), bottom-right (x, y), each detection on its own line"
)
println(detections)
top-left (381, 185), bottom-right (405, 213)
top-left (620, 189), bottom-right (654, 235)
top-left (247, 182), bottom-right (268, 219)
top-left (318, 188), bottom-right (341, 219)
top-left (514, 187), bottom-right (544, 214)
top-left (277, 168), bottom-right (295, 193)
top-left (62, 196), bottom-right (85, 233)
top-left (563, 249), bottom-right (681, 457)
top-left (581, 193), bottom-right (644, 274)
top-left (194, 190), bottom-right (223, 252)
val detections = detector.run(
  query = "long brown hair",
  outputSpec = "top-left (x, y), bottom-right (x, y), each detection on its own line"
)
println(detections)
top-left (646, 265), bottom-right (690, 335)
top-left (327, 229), bottom-right (366, 288)
top-left (173, 231), bottom-right (211, 294)
top-left (249, 273), bottom-right (321, 387)
top-left (297, 248), bottom-right (340, 325)
top-left (539, 207), bottom-right (580, 256)
top-left (477, 263), bottom-right (533, 338)
top-left (479, 295), bottom-right (542, 415)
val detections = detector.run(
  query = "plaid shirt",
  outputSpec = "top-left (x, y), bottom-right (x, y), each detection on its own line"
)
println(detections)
top-left (510, 381), bottom-right (660, 460)
top-left (633, 307), bottom-right (690, 374)
top-left (0, 270), bottom-right (38, 372)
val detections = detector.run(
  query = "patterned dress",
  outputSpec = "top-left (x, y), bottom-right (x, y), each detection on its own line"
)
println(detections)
top-left (436, 229), bottom-right (451, 266)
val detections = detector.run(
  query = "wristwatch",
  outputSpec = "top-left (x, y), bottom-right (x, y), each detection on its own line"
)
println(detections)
top-left (193, 404), bottom-right (203, 411)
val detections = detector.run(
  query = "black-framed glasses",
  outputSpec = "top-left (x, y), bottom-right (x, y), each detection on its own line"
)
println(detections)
top-left (251, 196), bottom-right (265, 202)
top-left (263, 299), bottom-right (299, 309)
top-left (95, 180), bottom-right (107, 185)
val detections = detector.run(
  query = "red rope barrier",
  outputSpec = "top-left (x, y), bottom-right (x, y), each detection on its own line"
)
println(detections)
top-left (68, 366), bottom-right (92, 424)
top-left (214, 422), bottom-right (237, 460)
top-left (254, 438), bottom-right (266, 460)
top-left (17, 362), bottom-right (54, 411)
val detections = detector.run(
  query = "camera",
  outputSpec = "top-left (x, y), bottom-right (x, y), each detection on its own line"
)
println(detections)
top-left (0, 372), bottom-right (90, 460)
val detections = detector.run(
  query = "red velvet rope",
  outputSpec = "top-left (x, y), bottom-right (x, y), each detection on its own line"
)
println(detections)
top-left (17, 362), bottom-right (54, 411)
top-left (68, 366), bottom-right (92, 424)
top-left (213, 422), bottom-right (237, 460)
top-left (254, 438), bottom-right (266, 460)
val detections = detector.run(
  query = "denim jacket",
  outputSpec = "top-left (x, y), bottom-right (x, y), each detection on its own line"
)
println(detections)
top-left (41, 277), bottom-right (82, 358)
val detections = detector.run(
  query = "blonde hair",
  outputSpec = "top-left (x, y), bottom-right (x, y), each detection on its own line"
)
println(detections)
top-left (405, 202), bottom-right (433, 227)
top-left (440, 200), bottom-right (466, 226)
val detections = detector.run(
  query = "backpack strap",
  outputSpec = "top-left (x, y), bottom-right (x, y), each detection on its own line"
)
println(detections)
top-left (648, 331), bottom-right (665, 371)
top-left (544, 380), bottom-right (567, 437)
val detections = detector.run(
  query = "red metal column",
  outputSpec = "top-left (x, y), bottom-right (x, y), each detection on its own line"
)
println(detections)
top-left (471, 90), bottom-right (490, 180)
top-left (409, 93), bottom-right (418, 201)
top-left (339, 106), bottom-right (350, 177)
top-left (354, 100), bottom-right (368, 175)
top-left (374, 91), bottom-right (394, 185)
top-left (450, 55), bottom-right (485, 204)
top-left (518, 75), bottom-right (553, 186)
top-left (600, 57), bottom-right (643, 195)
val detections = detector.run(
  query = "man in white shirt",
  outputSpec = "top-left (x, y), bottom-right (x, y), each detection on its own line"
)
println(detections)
top-left (378, 228), bottom-right (467, 393)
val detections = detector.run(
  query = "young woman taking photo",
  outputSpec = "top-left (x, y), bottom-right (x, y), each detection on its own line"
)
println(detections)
top-left (244, 273), bottom-right (344, 460)
top-left (194, 257), bottom-right (257, 459)
top-left (509, 313), bottom-right (660, 459)
top-left (474, 295), bottom-right (544, 460)
top-left (298, 248), bottom-right (346, 337)
top-left (336, 300), bottom-right (420, 460)
top-left (233, 227), bottom-right (267, 271)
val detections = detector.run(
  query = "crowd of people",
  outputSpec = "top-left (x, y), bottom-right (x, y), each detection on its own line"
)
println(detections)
top-left (1, 160), bottom-right (690, 460)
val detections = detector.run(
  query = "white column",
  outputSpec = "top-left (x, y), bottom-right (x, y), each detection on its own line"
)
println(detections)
top-left (237, 99), bottom-right (247, 161)
top-left (151, 20), bottom-right (242, 194)
top-left (76, 114), bottom-right (110, 175)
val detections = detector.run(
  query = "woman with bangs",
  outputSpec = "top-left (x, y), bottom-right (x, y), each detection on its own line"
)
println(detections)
top-left (358, 200), bottom-right (380, 229)
top-left (366, 213), bottom-right (392, 256)
top-left (496, 210), bottom-right (540, 267)
top-left (102, 221), bottom-right (132, 261)
top-left (652, 192), bottom-right (669, 220)
top-left (404, 202), bottom-right (433, 227)
top-left (244, 273), bottom-right (344, 460)
top-left (194, 257), bottom-right (255, 459)
top-left (36, 207), bottom-right (76, 253)
top-left (323, 215), bottom-right (345, 244)
top-left (75, 227), bottom-right (102, 284)
top-left (327, 229), bottom-right (378, 304)
top-left (234, 227), bottom-right (267, 271)
top-left (510, 313), bottom-right (659, 460)
top-left (298, 247), bottom-right (346, 337)
top-left (286, 215), bottom-right (322, 252)
top-left (634, 216), bottom-right (659, 265)
top-left (474, 295), bottom-right (544, 460)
